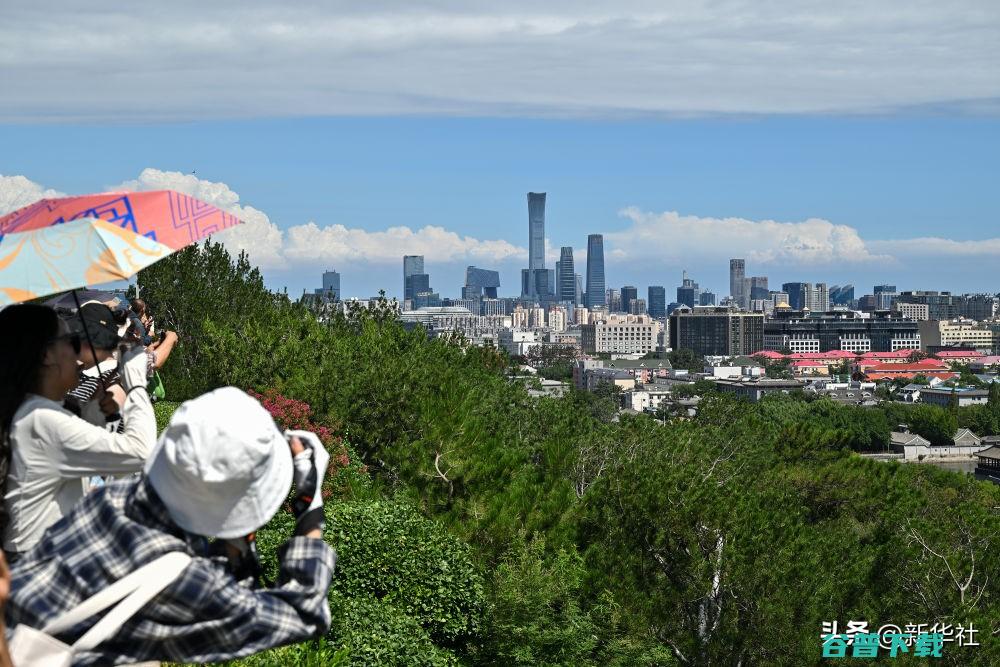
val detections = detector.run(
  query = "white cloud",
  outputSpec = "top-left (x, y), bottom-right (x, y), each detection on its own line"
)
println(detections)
top-left (607, 207), bottom-right (891, 266)
top-left (0, 175), bottom-right (64, 215)
top-left (283, 222), bottom-right (525, 264)
top-left (2, 1), bottom-right (998, 121)
top-left (7, 168), bottom-right (1000, 292)
top-left (869, 237), bottom-right (1000, 258)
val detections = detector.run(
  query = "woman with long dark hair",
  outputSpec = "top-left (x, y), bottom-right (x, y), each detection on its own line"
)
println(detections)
top-left (0, 304), bottom-right (156, 560)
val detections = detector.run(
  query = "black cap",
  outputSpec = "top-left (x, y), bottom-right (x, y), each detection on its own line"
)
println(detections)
top-left (66, 303), bottom-right (121, 351)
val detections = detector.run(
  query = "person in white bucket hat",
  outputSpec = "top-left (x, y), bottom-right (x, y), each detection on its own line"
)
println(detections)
top-left (3, 387), bottom-right (336, 666)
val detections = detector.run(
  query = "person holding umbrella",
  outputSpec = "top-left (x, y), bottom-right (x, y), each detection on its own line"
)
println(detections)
top-left (0, 304), bottom-right (156, 560)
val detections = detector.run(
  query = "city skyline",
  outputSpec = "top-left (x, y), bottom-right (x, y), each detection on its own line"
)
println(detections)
top-left (2, 114), bottom-right (998, 300)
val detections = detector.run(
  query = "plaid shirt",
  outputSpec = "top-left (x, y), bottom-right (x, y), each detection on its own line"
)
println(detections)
top-left (5, 476), bottom-right (336, 665)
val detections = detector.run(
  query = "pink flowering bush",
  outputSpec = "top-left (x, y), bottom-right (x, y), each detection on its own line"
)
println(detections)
top-left (248, 389), bottom-right (360, 496)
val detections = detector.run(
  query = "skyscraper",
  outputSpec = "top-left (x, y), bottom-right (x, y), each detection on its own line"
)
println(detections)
top-left (557, 247), bottom-right (576, 303)
top-left (528, 193), bottom-right (546, 274)
top-left (463, 266), bottom-right (500, 299)
top-left (874, 284), bottom-right (897, 310)
top-left (782, 282), bottom-right (807, 310)
top-left (749, 276), bottom-right (769, 301)
top-left (648, 286), bottom-right (666, 319)
top-left (520, 192), bottom-right (552, 299)
top-left (585, 234), bottom-right (605, 309)
top-left (621, 286), bottom-right (638, 314)
top-left (676, 271), bottom-right (702, 308)
top-left (313, 270), bottom-right (341, 300)
top-left (730, 259), bottom-right (746, 305)
top-left (403, 255), bottom-right (424, 301)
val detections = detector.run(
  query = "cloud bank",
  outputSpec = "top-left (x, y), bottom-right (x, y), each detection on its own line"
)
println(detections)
top-left (4, 169), bottom-right (1000, 295)
top-left (608, 207), bottom-right (892, 266)
top-left (3, 1), bottom-right (998, 121)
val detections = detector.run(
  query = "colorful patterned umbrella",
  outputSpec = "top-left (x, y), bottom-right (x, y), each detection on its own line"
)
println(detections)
top-left (0, 217), bottom-right (173, 305)
top-left (0, 190), bottom-right (243, 249)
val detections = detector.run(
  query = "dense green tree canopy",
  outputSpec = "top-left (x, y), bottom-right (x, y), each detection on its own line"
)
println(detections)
top-left (142, 244), bottom-right (1000, 665)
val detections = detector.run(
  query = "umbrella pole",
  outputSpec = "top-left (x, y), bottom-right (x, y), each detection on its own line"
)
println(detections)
top-left (71, 289), bottom-right (107, 390)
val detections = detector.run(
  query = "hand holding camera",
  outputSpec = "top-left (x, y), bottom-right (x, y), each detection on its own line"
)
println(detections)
top-left (118, 343), bottom-right (152, 392)
top-left (285, 430), bottom-right (330, 537)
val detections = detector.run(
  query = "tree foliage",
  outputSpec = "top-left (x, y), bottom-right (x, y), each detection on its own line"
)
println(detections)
top-left (143, 243), bottom-right (1000, 665)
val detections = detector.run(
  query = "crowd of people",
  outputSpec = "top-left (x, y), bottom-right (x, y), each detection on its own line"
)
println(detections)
top-left (0, 297), bottom-right (336, 665)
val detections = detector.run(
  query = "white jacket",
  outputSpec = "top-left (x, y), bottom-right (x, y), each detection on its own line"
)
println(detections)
top-left (2, 388), bottom-right (156, 554)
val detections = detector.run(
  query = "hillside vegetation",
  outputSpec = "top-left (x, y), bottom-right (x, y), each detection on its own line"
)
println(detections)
top-left (144, 242), bottom-right (1000, 665)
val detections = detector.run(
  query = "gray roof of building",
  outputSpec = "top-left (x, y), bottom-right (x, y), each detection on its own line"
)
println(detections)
top-left (890, 432), bottom-right (931, 446)
top-left (976, 445), bottom-right (1000, 460)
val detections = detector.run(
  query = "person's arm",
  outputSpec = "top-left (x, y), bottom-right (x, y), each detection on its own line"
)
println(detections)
top-left (37, 389), bottom-right (156, 477)
top-left (106, 539), bottom-right (336, 665)
top-left (37, 347), bottom-right (156, 477)
top-left (152, 331), bottom-right (178, 369)
top-left (127, 312), bottom-right (152, 346)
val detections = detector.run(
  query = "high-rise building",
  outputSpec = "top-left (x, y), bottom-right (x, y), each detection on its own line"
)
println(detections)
top-left (647, 286), bottom-right (666, 319)
top-left (730, 259), bottom-right (746, 306)
top-left (874, 284), bottom-right (897, 310)
top-left (897, 291), bottom-right (958, 320)
top-left (781, 282), bottom-right (807, 310)
top-left (621, 286), bottom-right (638, 314)
top-left (314, 270), bottom-right (341, 300)
top-left (829, 284), bottom-right (855, 306)
top-left (676, 271), bottom-right (702, 308)
top-left (463, 266), bottom-right (500, 299)
top-left (557, 247), bottom-right (576, 303)
top-left (806, 283), bottom-right (830, 312)
top-left (749, 276), bottom-right (769, 301)
top-left (606, 288), bottom-right (622, 313)
top-left (575, 275), bottom-right (584, 305)
top-left (630, 298), bottom-right (647, 315)
top-left (521, 192), bottom-right (552, 299)
top-left (528, 193), bottom-right (546, 274)
top-left (403, 255), bottom-right (425, 301)
top-left (780, 282), bottom-right (828, 312)
top-left (699, 291), bottom-right (717, 306)
top-left (408, 275), bottom-right (431, 304)
top-left (958, 294), bottom-right (998, 321)
top-left (669, 307), bottom-right (764, 357)
top-left (585, 234), bottom-right (606, 309)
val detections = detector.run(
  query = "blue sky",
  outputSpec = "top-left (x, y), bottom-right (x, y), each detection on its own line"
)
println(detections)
top-left (2, 115), bottom-right (998, 299)
top-left (1, 1), bottom-right (998, 300)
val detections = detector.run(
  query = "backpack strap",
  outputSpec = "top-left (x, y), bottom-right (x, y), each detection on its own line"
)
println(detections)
top-left (42, 552), bottom-right (192, 651)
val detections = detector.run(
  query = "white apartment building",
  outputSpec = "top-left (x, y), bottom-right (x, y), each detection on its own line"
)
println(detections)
top-left (574, 307), bottom-right (590, 325)
top-left (548, 306), bottom-right (567, 332)
top-left (918, 320), bottom-right (996, 351)
top-left (499, 329), bottom-right (541, 357)
top-left (894, 302), bottom-right (930, 321)
top-left (581, 314), bottom-right (661, 355)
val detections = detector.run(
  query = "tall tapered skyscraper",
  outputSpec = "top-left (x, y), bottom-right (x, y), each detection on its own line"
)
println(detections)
top-left (585, 234), bottom-right (605, 308)
top-left (522, 192), bottom-right (554, 299)
top-left (528, 193), bottom-right (546, 273)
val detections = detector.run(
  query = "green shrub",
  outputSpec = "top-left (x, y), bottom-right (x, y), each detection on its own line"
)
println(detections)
top-left (328, 595), bottom-right (459, 666)
top-left (153, 401), bottom-right (181, 434)
top-left (325, 500), bottom-right (484, 646)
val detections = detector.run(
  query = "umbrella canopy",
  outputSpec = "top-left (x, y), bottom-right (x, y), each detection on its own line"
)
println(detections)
top-left (0, 189), bottom-right (243, 249)
top-left (0, 217), bottom-right (172, 305)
